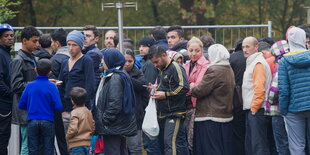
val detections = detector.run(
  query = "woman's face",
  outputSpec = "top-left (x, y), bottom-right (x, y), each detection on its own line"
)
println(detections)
top-left (101, 58), bottom-right (108, 70)
top-left (188, 43), bottom-right (203, 62)
top-left (124, 54), bottom-right (134, 72)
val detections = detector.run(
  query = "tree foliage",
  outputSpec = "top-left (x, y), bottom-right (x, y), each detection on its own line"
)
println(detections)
top-left (12, 0), bottom-right (309, 41)
top-left (0, 0), bottom-right (20, 23)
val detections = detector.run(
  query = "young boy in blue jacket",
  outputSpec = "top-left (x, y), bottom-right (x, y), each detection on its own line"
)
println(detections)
top-left (18, 58), bottom-right (63, 155)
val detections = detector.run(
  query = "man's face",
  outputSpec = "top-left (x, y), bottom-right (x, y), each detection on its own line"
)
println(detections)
top-left (150, 54), bottom-right (167, 70)
top-left (306, 37), bottom-right (310, 49)
top-left (167, 31), bottom-right (182, 48)
top-left (23, 36), bottom-right (40, 53)
top-left (67, 40), bottom-right (81, 58)
top-left (104, 31), bottom-right (116, 48)
top-left (0, 30), bottom-right (14, 47)
top-left (139, 45), bottom-right (150, 56)
top-left (242, 40), bottom-right (258, 58)
top-left (83, 30), bottom-right (98, 48)
top-left (51, 39), bottom-right (59, 52)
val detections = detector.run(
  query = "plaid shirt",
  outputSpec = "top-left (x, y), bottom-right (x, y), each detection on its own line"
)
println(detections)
top-left (265, 64), bottom-right (280, 116)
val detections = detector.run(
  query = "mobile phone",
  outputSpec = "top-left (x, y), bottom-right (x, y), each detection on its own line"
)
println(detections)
top-left (56, 81), bottom-right (63, 84)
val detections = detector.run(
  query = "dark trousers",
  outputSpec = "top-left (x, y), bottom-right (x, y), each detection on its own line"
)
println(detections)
top-left (104, 135), bottom-right (128, 155)
top-left (0, 110), bottom-right (11, 155)
top-left (193, 120), bottom-right (234, 155)
top-left (232, 109), bottom-right (246, 155)
top-left (28, 119), bottom-right (55, 155)
top-left (245, 109), bottom-right (272, 155)
top-left (158, 117), bottom-right (189, 155)
top-left (54, 111), bottom-right (69, 155)
top-left (272, 116), bottom-right (290, 155)
top-left (143, 132), bottom-right (162, 155)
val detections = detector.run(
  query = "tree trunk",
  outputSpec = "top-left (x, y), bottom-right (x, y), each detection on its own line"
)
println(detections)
top-left (27, 0), bottom-right (36, 26)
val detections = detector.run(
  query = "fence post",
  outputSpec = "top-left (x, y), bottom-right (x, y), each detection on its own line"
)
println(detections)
top-left (268, 21), bottom-right (272, 38)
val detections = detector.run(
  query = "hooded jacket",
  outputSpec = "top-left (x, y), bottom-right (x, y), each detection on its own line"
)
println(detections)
top-left (170, 40), bottom-right (189, 62)
top-left (50, 46), bottom-right (69, 79)
top-left (278, 27), bottom-right (310, 115)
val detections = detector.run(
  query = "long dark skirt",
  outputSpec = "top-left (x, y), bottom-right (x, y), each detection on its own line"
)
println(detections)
top-left (193, 120), bottom-right (234, 155)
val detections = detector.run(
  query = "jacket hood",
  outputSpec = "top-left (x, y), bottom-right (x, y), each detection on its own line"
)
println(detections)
top-left (56, 46), bottom-right (69, 56)
top-left (283, 50), bottom-right (310, 68)
top-left (288, 27), bottom-right (306, 52)
top-left (170, 40), bottom-right (188, 51)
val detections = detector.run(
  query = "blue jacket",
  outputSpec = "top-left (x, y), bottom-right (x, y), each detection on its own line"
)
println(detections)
top-left (0, 45), bottom-right (13, 111)
top-left (278, 50), bottom-right (310, 115)
top-left (18, 76), bottom-right (62, 122)
top-left (83, 44), bottom-right (102, 88)
top-left (58, 55), bottom-right (95, 111)
top-left (155, 39), bottom-right (168, 51)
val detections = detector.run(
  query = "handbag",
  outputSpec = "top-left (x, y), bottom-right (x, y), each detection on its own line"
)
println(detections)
top-left (142, 98), bottom-right (160, 140)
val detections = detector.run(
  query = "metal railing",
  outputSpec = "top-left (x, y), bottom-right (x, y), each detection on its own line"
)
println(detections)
top-left (13, 21), bottom-right (272, 50)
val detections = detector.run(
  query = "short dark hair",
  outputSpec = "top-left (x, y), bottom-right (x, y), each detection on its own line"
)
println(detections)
top-left (70, 87), bottom-right (87, 106)
top-left (148, 45), bottom-right (166, 59)
top-left (258, 41), bottom-right (271, 52)
top-left (259, 37), bottom-right (275, 46)
top-left (125, 50), bottom-right (135, 61)
top-left (39, 34), bottom-right (51, 48)
top-left (0, 29), bottom-right (12, 38)
top-left (37, 58), bottom-right (52, 76)
top-left (51, 28), bottom-right (68, 47)
top-left (151, 26), bottom-right (167, 41)
top-left (124, 38), bottom-right (134, 51)
top-left (83, 25), bottom-right (100, 38)
top-left (167, 25), bottom-right (185, 38)
top-left (298, 25), bottom-right (310, 38)
top-left (200, 35), bottom-right (215, 48)
top-left (21, 26), bottom-right (40, 41)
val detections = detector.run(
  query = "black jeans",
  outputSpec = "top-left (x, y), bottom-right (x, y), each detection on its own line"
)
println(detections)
top-left (0, 110), bottom-right (11, 155)
top-left (54, 111), bottom-right (69, 155)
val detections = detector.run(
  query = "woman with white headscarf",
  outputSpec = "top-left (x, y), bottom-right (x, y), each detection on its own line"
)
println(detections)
top-left (191, 44), bottom-right (235, 155)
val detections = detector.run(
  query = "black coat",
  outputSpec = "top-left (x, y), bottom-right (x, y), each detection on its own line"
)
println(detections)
top-left (11, 50), bottom-right (37, 125)
top-left (229, 50), bottom-right (246, 87)
top-left (0, 45), bottom-right (13, 111)
top-left (94, 72), bottom-right (137, 136)
top-left (127, 67), bottom-right (148, 130)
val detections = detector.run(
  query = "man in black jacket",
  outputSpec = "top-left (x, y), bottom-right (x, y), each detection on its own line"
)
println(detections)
top-left (11, 26), bottom-right (40, 155)
top-left (0, 23), bottom-right (14, 155)
top-left (50, 28), bottom-right (69, 79)
top-left (229, 39), bottom-right (246, 155)
top-left (149, 45), bottom-right (189, 155)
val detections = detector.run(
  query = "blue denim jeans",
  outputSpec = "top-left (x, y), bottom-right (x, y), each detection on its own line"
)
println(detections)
top-left (272, 116), bottom-right (290, 155)
top-left (143, 133), bottom-right (162, 155)
top-left (27, 119), bottom-right (55, 155)
top-left (245, 109), bottom-right (272, 155)
top-left (71, 146), bottom-right (90, 155)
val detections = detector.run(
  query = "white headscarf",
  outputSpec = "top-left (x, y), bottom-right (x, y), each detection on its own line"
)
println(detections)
top-left (208, 44), bottom-right (230, 66)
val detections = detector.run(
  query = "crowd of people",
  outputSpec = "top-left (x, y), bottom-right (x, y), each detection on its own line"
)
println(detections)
top-left (0, 23), bottom-right (310, 155)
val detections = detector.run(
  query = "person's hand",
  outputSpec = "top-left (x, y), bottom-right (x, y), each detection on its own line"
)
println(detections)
top-left (49, 79), bottom-right (63, 85)
top-left (147, 82), bottom-right (157, 93)
top-left (152, 91), bottom-right (166, 99)
top-left (49, 78), bottom-right (57, 84)
top-left (62, 112), bottom-right (69, 117)
top-left (190, 82), bottom-right (195, 90)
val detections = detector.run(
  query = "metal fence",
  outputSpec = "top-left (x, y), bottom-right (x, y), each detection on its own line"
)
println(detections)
top-left (13, 21), bottom-right (272, 50)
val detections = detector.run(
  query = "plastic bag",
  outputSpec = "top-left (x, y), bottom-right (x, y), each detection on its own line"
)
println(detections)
top-left (142, 98), bottom-right (160, 140)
